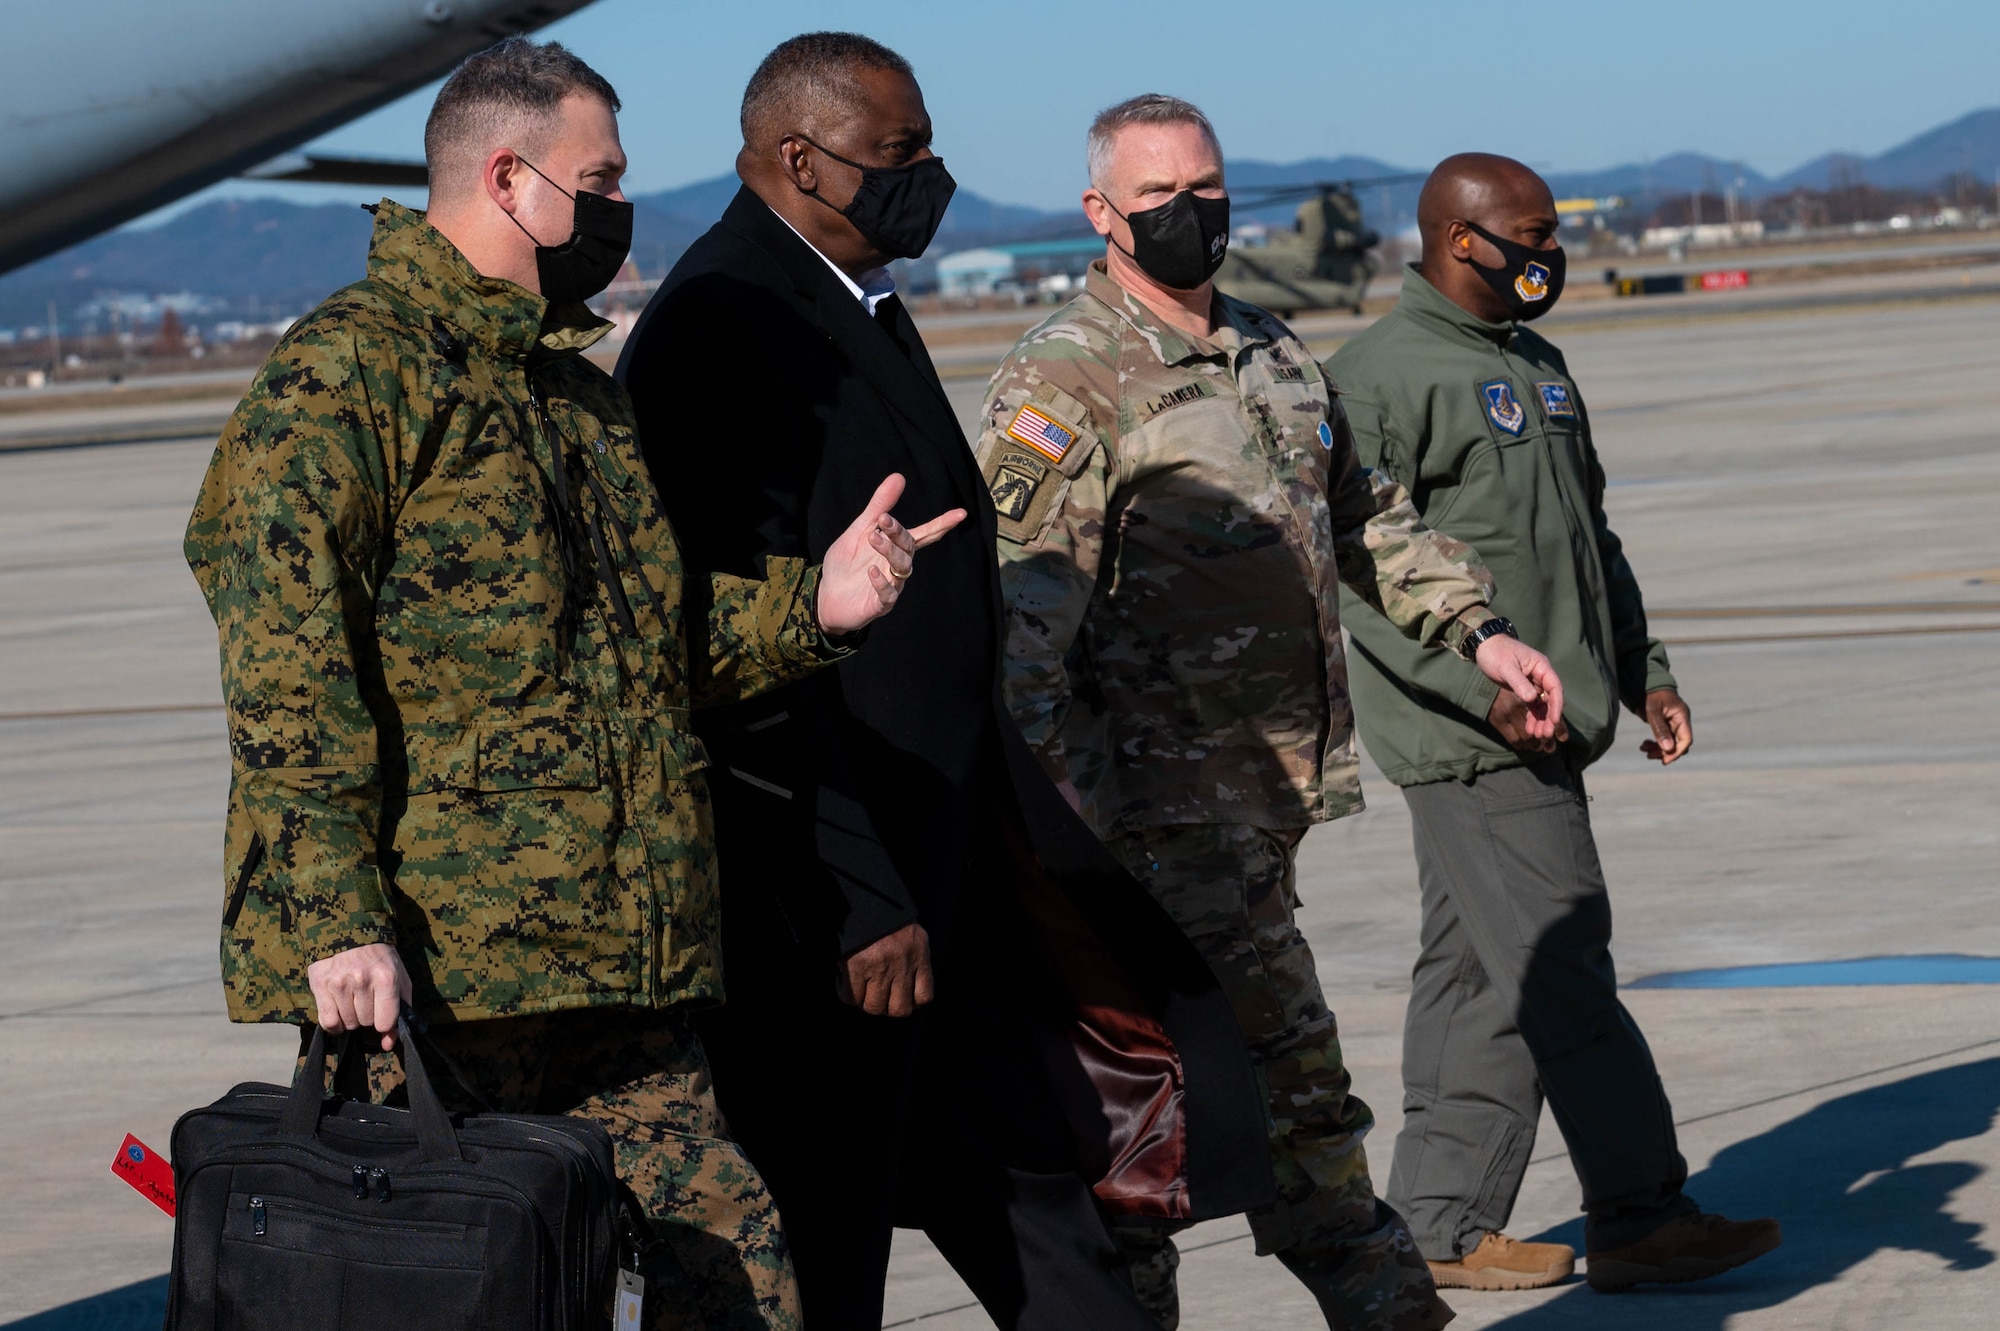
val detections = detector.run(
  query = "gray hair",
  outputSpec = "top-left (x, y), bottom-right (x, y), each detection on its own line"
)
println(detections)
top-left (1086, 94), bottom-right (1221, 190)
top-left (425, 37), bottom-right (620, 199)
top-left (740, 31), bottom-right (915, 148)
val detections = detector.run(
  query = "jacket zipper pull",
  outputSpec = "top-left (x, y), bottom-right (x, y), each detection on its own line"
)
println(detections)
top-left (370, 1167), bottom-right (391, 1203)
top-left (250, 1196), bottom-right (267, 1237)
top-left (352, 1165), bottom-right (369, 1199)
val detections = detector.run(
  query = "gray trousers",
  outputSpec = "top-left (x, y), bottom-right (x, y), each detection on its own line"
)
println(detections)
top-left (1387, 757), bottom-right (1693, 1259)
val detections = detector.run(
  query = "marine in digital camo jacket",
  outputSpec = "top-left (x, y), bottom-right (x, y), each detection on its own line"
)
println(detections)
top-left (185, 201), bottom-right (849, 1029)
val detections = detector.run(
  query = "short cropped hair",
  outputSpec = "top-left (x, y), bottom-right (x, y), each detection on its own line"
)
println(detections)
top-left (425, 37), bottom-right (621, 199)
top-left (1087, 94), bottom-right (1221, 190)
top-left (740, 31), bottom-right (914, 148)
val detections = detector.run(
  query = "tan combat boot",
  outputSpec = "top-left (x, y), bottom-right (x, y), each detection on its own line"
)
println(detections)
top-left (1426, 1232), bottom-right (1576, 1290)
top-left (1586, 1211), bottom-right (1782, 1291)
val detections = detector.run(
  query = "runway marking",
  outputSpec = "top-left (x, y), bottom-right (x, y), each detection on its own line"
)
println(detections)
top-left (1900, 567), bottom-right (2000, 584)
top-left (0, 702), bottom-right (221, 723)
top-left (0, 424), bottom-right (228, 454)
top-left (1592, 354), bottom-right (2000, 417)
top-left (0, 976), bottom-right (213, 1022)
top-left (1669, 621), bottom-right (2000, 646)
top-left (1652, 601), bottom-right (2000, 619)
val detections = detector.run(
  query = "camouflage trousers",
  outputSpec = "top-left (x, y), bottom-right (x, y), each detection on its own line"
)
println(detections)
top-left (1104, 824), bottom-right (1449, 1331)
top-left (319, 1008), bottom-right (800, 1331)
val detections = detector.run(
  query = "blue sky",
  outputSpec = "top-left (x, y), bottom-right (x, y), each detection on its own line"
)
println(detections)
top-left (177, 0), bottom-right (1999, 217)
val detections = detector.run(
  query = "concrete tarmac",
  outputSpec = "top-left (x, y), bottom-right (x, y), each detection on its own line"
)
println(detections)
top-left (2, 292), bottom-right (1998, 1327)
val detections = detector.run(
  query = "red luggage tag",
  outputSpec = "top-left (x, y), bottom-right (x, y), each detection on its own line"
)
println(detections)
top-left (111, 1134), bottom-right (175, 1217)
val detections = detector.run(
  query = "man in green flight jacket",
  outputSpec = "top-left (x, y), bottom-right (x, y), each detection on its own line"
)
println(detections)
top-left (1330, 153), bottom-right (1779, 1296)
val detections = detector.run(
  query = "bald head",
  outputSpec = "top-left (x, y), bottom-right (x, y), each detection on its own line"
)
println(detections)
top-left (1417, 152), bottom-right (1561, 321)
top-left (1418, 153), bottom-right (1553, 255)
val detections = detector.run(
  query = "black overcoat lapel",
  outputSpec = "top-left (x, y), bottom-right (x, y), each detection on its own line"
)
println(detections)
top-left (723, 192), bottom-right (990, 524)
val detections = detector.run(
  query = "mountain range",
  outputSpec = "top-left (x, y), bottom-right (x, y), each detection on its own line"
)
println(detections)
top-left (4, 107), bottom-right (1995, 331)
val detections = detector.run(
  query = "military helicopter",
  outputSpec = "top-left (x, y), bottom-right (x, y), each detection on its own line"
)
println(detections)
top-left (1215, 175), bottom-right (1424, 316)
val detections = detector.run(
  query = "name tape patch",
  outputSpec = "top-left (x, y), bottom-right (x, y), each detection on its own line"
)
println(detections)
top-left (1141, 381), bottom-right (1213, 419)
top-left (1005, 404), bottom-right (1076, 463)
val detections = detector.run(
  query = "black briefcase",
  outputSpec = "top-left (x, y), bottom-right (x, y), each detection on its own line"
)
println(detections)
top-left (164, 1020), bottom-right (635, 1330)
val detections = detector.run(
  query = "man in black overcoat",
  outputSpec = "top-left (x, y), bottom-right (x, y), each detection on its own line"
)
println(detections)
top-left (617, 31), bottom-right (1273, 1331)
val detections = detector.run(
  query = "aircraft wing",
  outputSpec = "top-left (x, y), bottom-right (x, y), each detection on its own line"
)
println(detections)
top-left (0, 0), bottom-right (602, 275)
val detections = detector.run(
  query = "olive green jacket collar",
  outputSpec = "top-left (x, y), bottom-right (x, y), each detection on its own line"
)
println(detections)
top-left (363, 199), bottom-right (612, 361)
top-left (1394, 263), bottom-right (1515, 352)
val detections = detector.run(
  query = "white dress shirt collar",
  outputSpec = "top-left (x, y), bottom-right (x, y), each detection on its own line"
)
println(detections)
top-left (771, 206), bottom-right (897, 315)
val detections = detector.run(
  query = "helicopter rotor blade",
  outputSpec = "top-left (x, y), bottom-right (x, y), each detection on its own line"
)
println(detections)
top-left (1233, 172), bottom-right (1430, 207)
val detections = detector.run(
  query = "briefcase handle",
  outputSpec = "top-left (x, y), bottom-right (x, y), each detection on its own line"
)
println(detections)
top-left (278, 1017), bottom-right (463, 1163)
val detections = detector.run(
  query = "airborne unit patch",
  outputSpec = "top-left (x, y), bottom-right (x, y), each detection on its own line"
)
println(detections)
top-left (989, 464), bottom-right (1041, 522)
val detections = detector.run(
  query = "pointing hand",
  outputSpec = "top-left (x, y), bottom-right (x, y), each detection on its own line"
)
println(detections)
top-left (816, 473), bottom-right (967, 636)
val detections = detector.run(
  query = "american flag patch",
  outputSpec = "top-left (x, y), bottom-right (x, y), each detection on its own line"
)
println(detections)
top-left (1005, 404), bottom-right (1076, 463)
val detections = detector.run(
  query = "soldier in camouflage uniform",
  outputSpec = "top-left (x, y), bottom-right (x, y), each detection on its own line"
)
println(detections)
top-left (185, 40), bottom-right (956, 1331)
top-left (977, 97), bottom-right (1566, 1331)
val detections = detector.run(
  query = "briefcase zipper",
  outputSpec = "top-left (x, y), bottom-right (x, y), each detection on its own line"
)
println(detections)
top-left (245, 1194), bottom-right (470, 1236)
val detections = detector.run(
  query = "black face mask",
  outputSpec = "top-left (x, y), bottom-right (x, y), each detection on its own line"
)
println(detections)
top-left (1465, 221), bottom-right (1565, 320)
top-left (800, 137), bottom-right (957, 260)
top-left (507, 157), bottom-right (633, 303)
top-left (1108, 190), bottom-right (1231, 291)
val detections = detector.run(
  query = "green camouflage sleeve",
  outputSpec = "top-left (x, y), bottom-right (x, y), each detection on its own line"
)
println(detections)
top-left (1324, 397), bottom-right (1495, 653)
top-left (696, 557), bottom-right (849, 708)
top-left (1335, 392), bottom-right (1502, 720)
top-left (185, 323), bottom-right (399, 963)
top-left (976, 362), bottom-right (1113, 779)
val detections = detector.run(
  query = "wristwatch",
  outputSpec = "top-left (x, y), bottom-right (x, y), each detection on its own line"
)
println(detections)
top-left (1456, 615), bottom-right (1519, 662)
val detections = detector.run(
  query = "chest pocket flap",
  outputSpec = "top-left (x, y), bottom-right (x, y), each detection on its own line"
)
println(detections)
top-left (477, 718), bottom-right (602, 791)
top-left (403, 717), bottom-right (603, 793)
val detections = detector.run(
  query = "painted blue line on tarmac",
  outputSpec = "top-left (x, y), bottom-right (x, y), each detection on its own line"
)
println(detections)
top-left (1632, 954), bottom-right (2000, 989)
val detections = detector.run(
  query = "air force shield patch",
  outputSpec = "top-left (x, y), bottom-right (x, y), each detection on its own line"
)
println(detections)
top-left (1537, 382), bottom-right (1578, 418)
top-left (1516, 261), bottom-right (1552, 304)
top-left (1481, 379), bottom-right (1525, 436)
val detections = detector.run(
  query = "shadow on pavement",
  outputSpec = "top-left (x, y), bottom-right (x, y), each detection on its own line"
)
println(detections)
top-left (1, 1276), bottom-right (165, 1330)
top-left (9, 1061), bottom-right (1998, 1328)
top-left (1481, 1056), bottom-right (2000, 1327)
